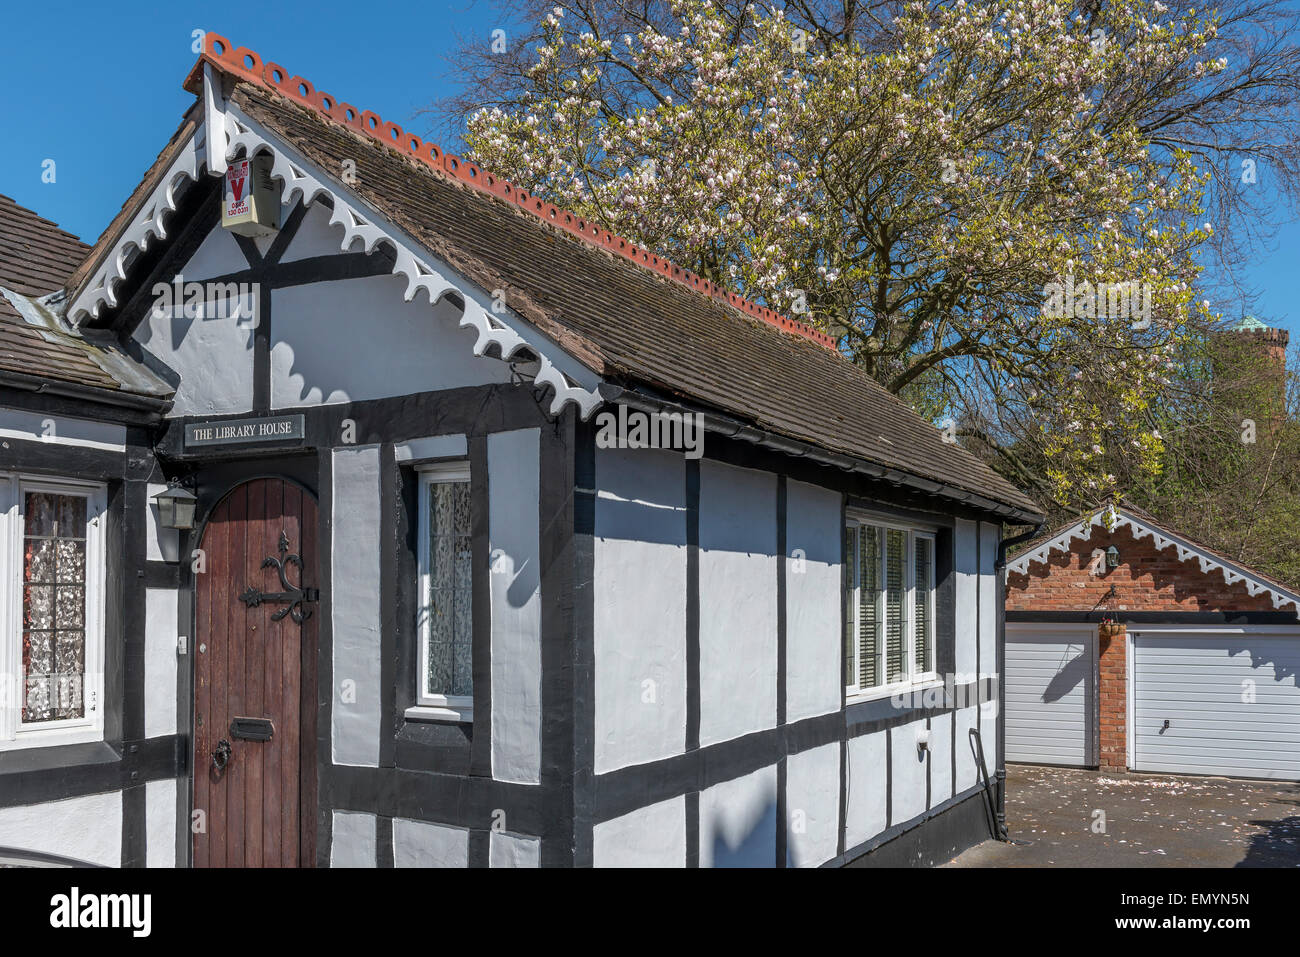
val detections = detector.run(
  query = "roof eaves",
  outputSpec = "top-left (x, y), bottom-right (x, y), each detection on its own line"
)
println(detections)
top-left (604, 380), bottom-right (1046, 523)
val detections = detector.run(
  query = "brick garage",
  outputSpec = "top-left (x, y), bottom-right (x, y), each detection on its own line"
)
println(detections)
top-left (1003, 505), bottom-right (1300, 780)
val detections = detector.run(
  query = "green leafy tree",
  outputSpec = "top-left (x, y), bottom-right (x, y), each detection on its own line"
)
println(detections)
top-left (1129, 326), bottom-right (1300, 585)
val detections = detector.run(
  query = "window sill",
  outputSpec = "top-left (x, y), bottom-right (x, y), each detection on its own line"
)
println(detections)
top-left (404, 704), bottom-right (473, 725)
top-left (845, 675), bottom-right (946, 707)
top-left (1, 726), bottom-right (105, 754)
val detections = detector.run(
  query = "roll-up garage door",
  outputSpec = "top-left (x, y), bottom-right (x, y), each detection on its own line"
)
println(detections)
top-left (1133, 630), bottom-right (1300, 781)
top-left (1005, 626), bottom-right (1097, 766)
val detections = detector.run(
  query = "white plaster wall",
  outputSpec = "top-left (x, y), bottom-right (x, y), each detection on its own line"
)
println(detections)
top-left (184, 216), bottom-right (250, 278)
top-left (132, 228), bottom-right (255, 417)
top-left (978, 522), bottom-right (999, 674)
top-left (144, 587), bottom-right (178, 738)
top-left (393, 818), bottom-right (468, 867)
top-left (489, 830), bottom-right (540, 867)
top-left (145, 778), bottom-right (177, 868)
top-left (698, 460), bottom-right (777, 747)
top-left (978, 521), bottom-right (1001, 773)
top-left (785, 742), bottom-right (840, 868)
top-left (784, 480), bottom-right (842, 723)
top-left (0, 791), bottom-right (121, 866)
top-left (145, 482), bottom-right (180, 563)
top-left (701, 764), bottom-right (778, 867)
top-left (954, 706), bottom-right (981, 794)
top-left (593, 446), bottom-right (687, 774)
top-left (890, 718), bottom-right (929, 826)
top-left (954, 518), bottom-right (978, 679)
top-left (330, 445), bottom-right (382, 767)
top-left (0, 407), bottom-right (125, 451)
top-left (278, 201), bottom-right (345, 263)
top-left (330, 811), bottom-right (377, 867)
top-left (980, 687), bottom-right (999, 772)
top-left (270, 276), bottom-right (512, 408)
top-left (929, 713), bottom-right (954, 806)
top-left (134, 305), bottom-right (255, 416)
top-left (845, 730), bottom-right (887, 850)
top-left (592, 796), bottom-right (685, 867)
top-left (489, 429), bottom-right (542, 785)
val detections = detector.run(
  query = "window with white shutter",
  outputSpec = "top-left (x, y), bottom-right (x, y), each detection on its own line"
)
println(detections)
top-left (844, 515), bottom-right (937, 699)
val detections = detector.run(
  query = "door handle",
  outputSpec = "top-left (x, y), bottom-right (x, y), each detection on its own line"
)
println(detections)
top-left (212, 738), bottom-right (233, 772)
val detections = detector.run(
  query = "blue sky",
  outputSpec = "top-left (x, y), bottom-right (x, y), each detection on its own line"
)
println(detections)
top-left (0, 0), bottom-right (508, 239)
top-left (1, 0), bottom-right (1295, 334)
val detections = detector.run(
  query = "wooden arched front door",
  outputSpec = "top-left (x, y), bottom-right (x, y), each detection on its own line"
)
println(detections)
top-left (193, 477), bottom-right (318, 867)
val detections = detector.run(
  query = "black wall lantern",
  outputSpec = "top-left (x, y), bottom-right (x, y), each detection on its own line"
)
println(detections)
top-left (153, 480), bottom-right (198, 530)
top-left (1105, 545), bottom-right (1120, 569)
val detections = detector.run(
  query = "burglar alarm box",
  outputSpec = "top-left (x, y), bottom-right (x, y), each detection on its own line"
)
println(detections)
top-left (222, 155), bottom-right (280, 237)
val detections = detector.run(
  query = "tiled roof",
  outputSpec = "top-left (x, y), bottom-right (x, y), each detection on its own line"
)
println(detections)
top-left (0, 193), bottom-right (90, 296)
top-left (0, 194), bottom-right (122, 391)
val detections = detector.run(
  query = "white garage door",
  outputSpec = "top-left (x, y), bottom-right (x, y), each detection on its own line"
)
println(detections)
top-left (1005, 626), bottom-right (1096, 766)
top-left (1133, 629), bottom-right (1300, 781)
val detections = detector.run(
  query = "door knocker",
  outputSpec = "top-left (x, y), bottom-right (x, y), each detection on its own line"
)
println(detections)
top-left (212, 738), bottom-right (233, 776)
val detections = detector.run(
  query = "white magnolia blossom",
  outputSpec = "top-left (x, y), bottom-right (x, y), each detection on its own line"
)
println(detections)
top-left (466, 0), bottom-right (1225, 505)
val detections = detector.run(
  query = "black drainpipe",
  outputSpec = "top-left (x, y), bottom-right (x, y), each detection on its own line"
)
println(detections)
top-left (992, 519), bottom-right (1046, 840)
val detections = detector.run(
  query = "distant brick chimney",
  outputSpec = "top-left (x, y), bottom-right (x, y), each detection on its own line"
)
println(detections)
top-left (1231, 314), bottom-right (1290, 363)
top-left (1212, 316), bottom-right (1290, 436)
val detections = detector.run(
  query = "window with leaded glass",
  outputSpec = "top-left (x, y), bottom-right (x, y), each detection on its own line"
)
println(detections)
top-left (844, 516), bottom-right (937, 698)
top-left (2, 478), bottom-right (106, 751)
top-left (416, 463), bottom-right (474, 719)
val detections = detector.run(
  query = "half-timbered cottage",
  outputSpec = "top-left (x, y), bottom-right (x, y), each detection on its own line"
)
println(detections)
top-left (0, 34), bottom-right (1043, 868)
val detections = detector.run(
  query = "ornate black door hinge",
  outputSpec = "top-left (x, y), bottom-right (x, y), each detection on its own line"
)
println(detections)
top-left (239, 530), bottom-right (318, 624)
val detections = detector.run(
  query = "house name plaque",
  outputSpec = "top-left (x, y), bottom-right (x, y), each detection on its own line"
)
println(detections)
top-left (184, 415), bottom-right (305, 447)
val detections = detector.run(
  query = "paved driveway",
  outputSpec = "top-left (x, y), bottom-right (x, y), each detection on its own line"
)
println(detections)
top-left (946, 764), bottom-right (1300, 867)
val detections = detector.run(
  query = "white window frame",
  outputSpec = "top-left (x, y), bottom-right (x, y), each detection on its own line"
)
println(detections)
top-left (844, 513), bottom-right (939, 704)
top-left (0, 474), bottom-right (107, 751)
top-left (408, 462), bottom-right (474, 724)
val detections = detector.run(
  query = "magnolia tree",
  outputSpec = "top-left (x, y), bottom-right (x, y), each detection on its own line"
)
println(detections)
top-left (451, 0), bottom-right (1300, 508)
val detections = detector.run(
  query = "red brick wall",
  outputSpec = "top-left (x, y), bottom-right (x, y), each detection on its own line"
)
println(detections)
top-left (1006, 524), bottom-right (1278, 614)
top-left (1097, 622), bottom-right (1126, 770)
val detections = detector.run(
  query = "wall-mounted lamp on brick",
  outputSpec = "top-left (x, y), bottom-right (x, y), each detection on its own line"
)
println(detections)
top-left (1105, 545), bottom-right (1120, 570)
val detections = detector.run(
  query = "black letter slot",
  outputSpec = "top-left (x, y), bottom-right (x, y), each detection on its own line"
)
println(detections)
top-left (229, 717), bottom-right (275, 741)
